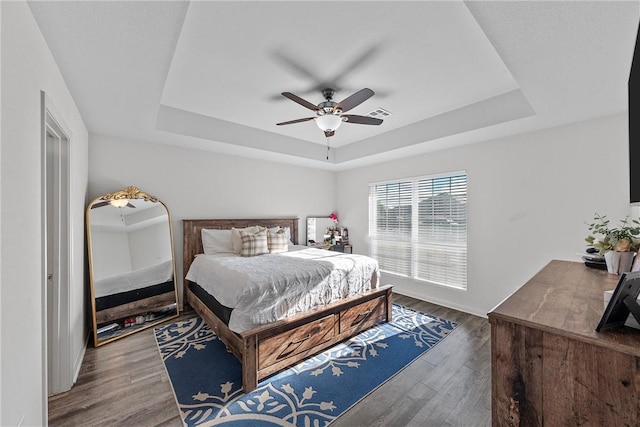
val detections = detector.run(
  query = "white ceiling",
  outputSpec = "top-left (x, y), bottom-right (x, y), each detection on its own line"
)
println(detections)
top-left (28, 1), bottom-right (640, 170)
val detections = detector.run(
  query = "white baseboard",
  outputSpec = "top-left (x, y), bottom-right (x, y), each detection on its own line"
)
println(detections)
top-left (72, 329), bottom-right (90, 384)
top-left (393, 288), bottom-right (488, 319)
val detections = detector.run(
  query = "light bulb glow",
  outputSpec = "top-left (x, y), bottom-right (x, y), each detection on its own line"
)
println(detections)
top-left (110, 198), bottom-right (129, 208)
top-left (316, 114), bottom-right (343, 132)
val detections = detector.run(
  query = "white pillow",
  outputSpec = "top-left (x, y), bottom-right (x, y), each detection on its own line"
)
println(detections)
top-left (201, 229), bottom-right (234, 255)
top-left (231, 226), bottom-right (262, 254)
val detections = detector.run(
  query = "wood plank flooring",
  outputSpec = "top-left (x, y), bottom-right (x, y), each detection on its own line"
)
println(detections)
top-left (48, 293), bottom-right (491, 426)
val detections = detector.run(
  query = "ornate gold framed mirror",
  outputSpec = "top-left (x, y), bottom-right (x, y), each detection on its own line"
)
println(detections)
top-left (86, 186), bottom-right (179, 346)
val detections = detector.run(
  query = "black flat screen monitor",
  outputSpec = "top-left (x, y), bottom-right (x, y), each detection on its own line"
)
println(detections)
top-left (630, 22), bottom-right (640, 203)
top-left (596, 271), bottom-right (640, 331)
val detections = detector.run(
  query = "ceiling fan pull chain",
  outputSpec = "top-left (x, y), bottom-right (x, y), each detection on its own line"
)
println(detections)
top-left (326, 136), bottom-right (331, 160)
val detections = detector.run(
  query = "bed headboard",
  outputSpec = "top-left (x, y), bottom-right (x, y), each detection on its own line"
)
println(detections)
top-left (182, 217), bottom-right (299, 283)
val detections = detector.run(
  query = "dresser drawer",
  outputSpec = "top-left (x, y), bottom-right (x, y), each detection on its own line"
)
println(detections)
top-left (258, 314), bottom-right (337, 370)
top-left (340, 295), bottom-right (386, 336)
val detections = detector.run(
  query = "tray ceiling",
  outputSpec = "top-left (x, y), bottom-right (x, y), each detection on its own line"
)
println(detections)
top-left (28, 1), bottom-right (639, 170)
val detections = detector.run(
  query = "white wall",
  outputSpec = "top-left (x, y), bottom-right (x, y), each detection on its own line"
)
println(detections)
top-left (337, 113), bottom-right (630, 317)
top-left (1, 2), bottom-right (89, 425)
top-left (91, 230), bottom-right (131, 280)
top-left (0, 2), bottom-right (4, 422)
top-left (129, 222), bottom-right (172, 270)
top-left (88, 134), bottom-right (337, 306)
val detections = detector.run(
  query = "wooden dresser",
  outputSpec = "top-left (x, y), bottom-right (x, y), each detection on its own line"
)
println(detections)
top-left (488, 260), bottom-right (640, 426)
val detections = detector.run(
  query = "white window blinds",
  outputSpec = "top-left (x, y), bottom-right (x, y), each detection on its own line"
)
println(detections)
top-left (369, 172), bottom-right (467, 290)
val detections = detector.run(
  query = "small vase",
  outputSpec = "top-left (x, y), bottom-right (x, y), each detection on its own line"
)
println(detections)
top-left (604, 251), bottom-right (635, 274)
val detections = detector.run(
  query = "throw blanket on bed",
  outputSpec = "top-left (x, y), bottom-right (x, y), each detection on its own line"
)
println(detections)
top-left (185, 247), bottom-right (379, 333)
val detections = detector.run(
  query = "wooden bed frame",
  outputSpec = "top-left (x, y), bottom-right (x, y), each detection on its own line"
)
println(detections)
top-left (182, 218), bottom-right (393, 392)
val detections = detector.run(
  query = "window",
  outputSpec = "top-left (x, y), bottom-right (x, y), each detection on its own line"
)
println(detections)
top-left (368, 171), bottom-right (467, 290)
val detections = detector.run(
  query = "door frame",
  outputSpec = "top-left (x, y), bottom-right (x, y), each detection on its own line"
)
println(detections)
top-left (41, 92), bottom-right (73, 406)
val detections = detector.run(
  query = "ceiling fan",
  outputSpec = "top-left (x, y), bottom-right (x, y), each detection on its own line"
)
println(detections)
top-left (276, 88), bottom-right (383, 137)
top-left (91, 200), bottom-right (136, 209)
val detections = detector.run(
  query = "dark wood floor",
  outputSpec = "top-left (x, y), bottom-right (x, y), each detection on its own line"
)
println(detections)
top-left (48, 293), bottom-right (491, 426)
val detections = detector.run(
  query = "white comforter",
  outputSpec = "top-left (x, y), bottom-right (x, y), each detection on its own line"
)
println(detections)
top-left (185, 246), bottom-right (379, 333)
top-left (94, 259), bottom-right (174, 298)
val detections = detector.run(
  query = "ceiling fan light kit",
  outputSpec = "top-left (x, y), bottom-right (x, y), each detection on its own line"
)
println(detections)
top-left (316, 114), bottom-right (343, 132)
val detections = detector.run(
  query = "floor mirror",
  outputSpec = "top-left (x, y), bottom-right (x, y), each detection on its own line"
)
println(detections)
top-left (86, 186), bottom-right (179, 346)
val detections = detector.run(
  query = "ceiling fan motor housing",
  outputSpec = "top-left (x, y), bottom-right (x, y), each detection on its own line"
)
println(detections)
top-left (322, 88), bottom-right (336, 101)
top-left (317, 101), bottom-right (341, 116)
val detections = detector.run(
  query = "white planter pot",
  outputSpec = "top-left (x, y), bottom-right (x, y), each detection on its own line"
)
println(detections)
top-left (604, 251), bottom-right (635, 275)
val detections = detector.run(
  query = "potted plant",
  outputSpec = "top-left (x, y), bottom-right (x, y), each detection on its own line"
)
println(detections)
top-left (585, 213), bottom-right (640, 274)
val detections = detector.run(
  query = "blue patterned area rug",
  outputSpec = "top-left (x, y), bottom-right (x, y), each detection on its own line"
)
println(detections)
top-left (154, 304), bottom-right (457, 426)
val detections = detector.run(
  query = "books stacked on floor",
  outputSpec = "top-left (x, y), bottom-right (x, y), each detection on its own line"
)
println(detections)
top-left (578, 249), bottom-right (606, 270)
top-left (96, 323), bottom-right (119, 335)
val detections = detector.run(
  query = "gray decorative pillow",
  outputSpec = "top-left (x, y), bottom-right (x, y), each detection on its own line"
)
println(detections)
top-left (240, 229), bottom-right (269, 257)
top-left (267, 229), bottom-right (288, 254)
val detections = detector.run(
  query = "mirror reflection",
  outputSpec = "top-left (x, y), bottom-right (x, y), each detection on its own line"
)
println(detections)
top-left (306, 217), bottom-right (340, 246)
top-left (87, 186), bottom-right (178, 346)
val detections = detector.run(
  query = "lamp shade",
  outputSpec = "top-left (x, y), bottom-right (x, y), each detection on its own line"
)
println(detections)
top-left (316, 114), bottom-right (343, 132)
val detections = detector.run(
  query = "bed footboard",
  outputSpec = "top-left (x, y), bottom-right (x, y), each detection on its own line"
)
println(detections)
top-left (186, 282), bottom-right (393, 392)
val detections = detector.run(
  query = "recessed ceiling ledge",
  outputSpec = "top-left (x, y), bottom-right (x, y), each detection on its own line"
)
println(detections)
top-left (336, 89), bottom-right (536, 163)
top-left (155, 104), bottom-right (329, 162)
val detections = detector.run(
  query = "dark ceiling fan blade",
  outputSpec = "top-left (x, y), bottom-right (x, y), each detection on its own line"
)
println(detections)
top-left (277, 117), bottom-right (316, 126)
top-left (281, 92), bottom-right (318, 111)
top-left (334, 88), bottom-right (375, 113)
top-left (91, 200), bottom-right (110, 209)
top-left (324, 130), bottom-right (335, 138)
top-left (342, 114), bottom-right (383, 125)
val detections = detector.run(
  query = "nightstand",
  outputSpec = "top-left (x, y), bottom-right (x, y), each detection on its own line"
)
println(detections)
top-left (329, 244), bottom-right (352, 254)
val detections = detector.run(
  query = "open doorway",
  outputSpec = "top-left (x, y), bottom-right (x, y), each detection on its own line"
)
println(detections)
top-left (42, 93), bottom-right (72, 398)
